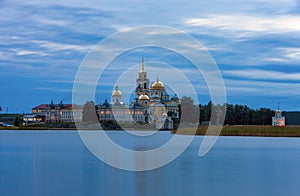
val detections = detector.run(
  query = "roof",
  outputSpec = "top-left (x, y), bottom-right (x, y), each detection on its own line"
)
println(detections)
top-left (32, 104), bottom-right (79, 110)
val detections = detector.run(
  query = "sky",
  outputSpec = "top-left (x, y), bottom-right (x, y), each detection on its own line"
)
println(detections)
top-left (1, 0), bottom-right (300, 113)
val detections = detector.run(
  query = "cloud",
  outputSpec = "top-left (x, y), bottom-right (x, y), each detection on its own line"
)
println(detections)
top-left (10, 48), bottom-right (51, 56)
top-left (35, 87), bottom-right (72, 93)
top-left (185, 14), bottom-right (300, 36)
top-left (278, 47), bottom-right (300, 60)
top-left (31, 40), bottom-right (93, 53)
top-left (224, 79), bottom-right (300, 96)
top-left (223, 69), bottom-right (300, 81)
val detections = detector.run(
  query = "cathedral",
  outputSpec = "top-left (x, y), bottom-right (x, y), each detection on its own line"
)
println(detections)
top-left (97, 58), bottom-right (180, 129)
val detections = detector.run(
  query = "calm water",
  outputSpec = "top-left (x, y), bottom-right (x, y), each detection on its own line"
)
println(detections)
top-left (0, 131), bottom-right (299, 196)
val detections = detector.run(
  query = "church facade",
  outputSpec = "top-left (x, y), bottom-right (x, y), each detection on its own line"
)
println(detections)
top-left (272, 103), bottom-right (285, 126)
top-left (97, 58), bottom-right (180, 129)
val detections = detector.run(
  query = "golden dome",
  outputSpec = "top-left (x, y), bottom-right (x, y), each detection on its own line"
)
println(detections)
top-left (138, 94), bottom-right (149, 100)
top-left (112, 90), bottom-right (121, 96)
top-left (150, 77), bottom-right (164, 90)
top-left (112, 85), bottom-right (122, 96)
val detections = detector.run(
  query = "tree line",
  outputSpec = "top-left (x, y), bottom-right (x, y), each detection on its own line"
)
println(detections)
top-left (199, 101), bottom-right (275, 125)
top-left (177, 96), bottom-right (275, 126)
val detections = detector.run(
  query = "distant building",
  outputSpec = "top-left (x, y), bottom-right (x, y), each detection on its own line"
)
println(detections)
top-left (272, 103), bottom-right (285, 126)
top-left (23, 114), bottom-right (45, 124)
top-left (32, 100), bottom-right (83, 123)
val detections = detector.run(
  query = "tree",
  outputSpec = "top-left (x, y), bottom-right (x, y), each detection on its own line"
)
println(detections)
top-left (14, 115), bottom-right (22, 127)
top-left (199, 104), bottom-right (209, 124)
top-left (82, 101), bottom-right (98, 123)
top-left (179, 96), bottom-right (199, 124)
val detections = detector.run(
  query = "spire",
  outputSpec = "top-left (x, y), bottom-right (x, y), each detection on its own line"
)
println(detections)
top-left (141, 57), bottom-right (145, 72)
top-left (156, 75), bottom-right (159, 82)
top-left (115, 83), bottom-right (119, 90)
top-left (276, 101), bottom-right (281, 116)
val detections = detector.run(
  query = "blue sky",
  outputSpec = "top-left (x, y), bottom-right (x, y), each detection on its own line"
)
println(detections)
top-left (1, 0), bottom-right (300, 113)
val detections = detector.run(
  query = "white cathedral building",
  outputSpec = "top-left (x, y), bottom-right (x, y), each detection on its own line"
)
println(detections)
top-left (97, 58), bottom-right (180, 129)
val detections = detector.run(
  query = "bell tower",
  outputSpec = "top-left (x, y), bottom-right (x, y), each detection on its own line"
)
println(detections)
top-left (136, 57), bottom-right (150, 97)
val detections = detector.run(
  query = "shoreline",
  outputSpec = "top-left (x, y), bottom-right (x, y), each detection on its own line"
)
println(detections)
top-left (173, 125), bottom-right (300, 137)
top-left (1, 125), bottom-right (300, 137)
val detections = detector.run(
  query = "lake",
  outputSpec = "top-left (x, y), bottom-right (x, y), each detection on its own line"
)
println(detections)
top-left (0, 130), bottom-right (299, 196)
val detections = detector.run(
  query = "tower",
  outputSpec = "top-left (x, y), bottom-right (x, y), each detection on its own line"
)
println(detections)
top-left (272, 102), bottom-right (285, 126)
top-left (136, 57), bottom-right (150, 97)
top-left (112, 84), bottom-right (122, 104)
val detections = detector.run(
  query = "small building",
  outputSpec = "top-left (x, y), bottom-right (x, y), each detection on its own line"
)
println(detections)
top-left (272, 103), bottom-right (285, 126)
top-left (23, 114), bottom-right (45, 124)
top-left (32, 100), bottom-right (83, 123)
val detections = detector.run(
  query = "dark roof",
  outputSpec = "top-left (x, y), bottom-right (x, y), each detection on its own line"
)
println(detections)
top-left (103, 99), bottom-right (110, 108)
top-left (171, 94), bottom-right (179, 101)
top-left (32, 104), bottom-right (77, 110)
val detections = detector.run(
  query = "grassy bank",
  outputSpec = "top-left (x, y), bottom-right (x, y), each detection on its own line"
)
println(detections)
top-left (173, 126), bottom-right (300, 137)
top-left (2, 125), bottom-right (300, 137)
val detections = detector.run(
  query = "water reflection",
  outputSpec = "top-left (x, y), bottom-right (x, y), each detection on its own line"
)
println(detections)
top-left (1, 131), bottom-right (300, 196)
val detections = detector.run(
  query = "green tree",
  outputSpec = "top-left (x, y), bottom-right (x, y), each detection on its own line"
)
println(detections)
top-left (14, 115), bottom-right (22, 127)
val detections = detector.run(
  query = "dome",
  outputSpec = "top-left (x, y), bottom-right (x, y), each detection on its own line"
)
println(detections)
top-left (171, 94), bottom-right (179, 101)
top-left (103, 99), bottom-right (110, 108)
top-left (133, 100), bottom-right (141, 107)
top-left (112, 84), bottom-right (122, 96)
top-left (151, 94), bottom-right (160, 99)
top-left (150, 77), bottom-right (164, 90)
top-left (112, 90), bottom-right (121, 96)
top-left (58, 100), bottom-right (64, 108)
top-left (138, 94), bottom-right (149, 100)
top-left (49, 100), bottom-right (55, 109)
top-left (162, 112), bottom-right (168, 117)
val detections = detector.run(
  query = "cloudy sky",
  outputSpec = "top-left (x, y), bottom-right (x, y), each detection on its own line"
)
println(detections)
top-left (1, 0), bottom-right (300, 113)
